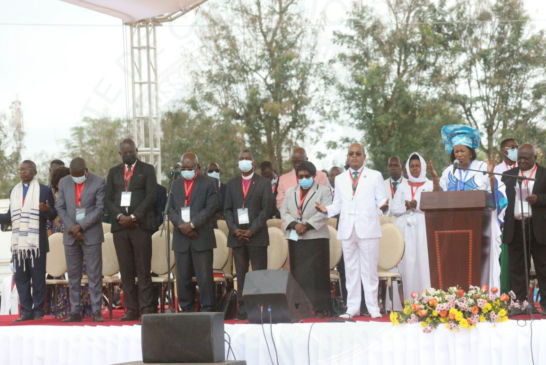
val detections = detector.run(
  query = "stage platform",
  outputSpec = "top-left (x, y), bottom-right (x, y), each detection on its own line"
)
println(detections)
top-left (0, 312), bottom-right (545, 365)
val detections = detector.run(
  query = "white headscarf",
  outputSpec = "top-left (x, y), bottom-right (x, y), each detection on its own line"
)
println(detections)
top-left (405, 152), bottom-right (427, 184)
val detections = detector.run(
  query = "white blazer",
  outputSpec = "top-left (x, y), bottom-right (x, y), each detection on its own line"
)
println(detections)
top-left (327, 168), bottom-right (387, 240)
top-left (382, 177), bottom-right (405, 216)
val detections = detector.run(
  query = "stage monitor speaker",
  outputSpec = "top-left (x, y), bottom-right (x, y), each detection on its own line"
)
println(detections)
top-left (141, 313), bottom-right (225, 363)
top-left (243, 270), bottom-right (312, 324)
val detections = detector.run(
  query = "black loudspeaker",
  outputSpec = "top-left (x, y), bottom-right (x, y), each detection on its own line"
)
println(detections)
top-left (141, 313), bottom-right (224, 363)
top-left (243, 270), bottom-right (312, 324)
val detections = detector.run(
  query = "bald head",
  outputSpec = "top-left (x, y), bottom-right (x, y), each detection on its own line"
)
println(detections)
top-left (70, 157), bottom-right (87, 177)
top-left (518, 143), bottom-right (537, 171)
top-left (181, 153), bottom-right (199, 170)
top-left (291, 147), bottom-right (308, 170)
top-left (347, 143), bottom-right (366, 170)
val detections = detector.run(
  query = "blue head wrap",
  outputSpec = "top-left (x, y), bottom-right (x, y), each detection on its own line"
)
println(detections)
top-left (441, 124), bottom-right (481, 155)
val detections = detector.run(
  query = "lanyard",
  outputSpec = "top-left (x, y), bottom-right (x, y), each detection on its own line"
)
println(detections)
top-left (75, 182), bottom-right (86, 207)
top-left (350, 168), bottom-right (365, 197)
top-left (520, 164), bottom-right (537, 188)
top-left (409, 182), bottom-right (424, 201)
top-left (184, 176), bottom-right (197, 207)
top-left (458, 168), bottom-right (470, 191)
top-left (389, 180), bottom-right (399, 197)
top-left (272, 180), bottom-right (278, 194)
top-left (242, 178), bottom-right (251, 207)
top-left (124, 164), bottom-right (135, 191)
top-left (505, 161), bottom-right (515, 170)
top-left (294, 186), bottom-right (316, 218)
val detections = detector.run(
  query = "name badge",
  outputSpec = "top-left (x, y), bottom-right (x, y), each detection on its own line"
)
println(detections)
top-left (76, 208), bottom-right (86, 223)
top-left (289, 229), bottom-right (299, 241)
top-left (121, 192), bottom-right (132, 207)
top-left (348, 200), bottom-right (356, 215)
top-left (181, 207), bottom-right (191, 222)
top-left (237, 208), bottom-right (250, 225)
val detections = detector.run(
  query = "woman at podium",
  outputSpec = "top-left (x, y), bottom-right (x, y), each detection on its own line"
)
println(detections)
top-left (390, 152), bottom-right (434, 310)
top-left (428, 124), bottom-right (502, 291)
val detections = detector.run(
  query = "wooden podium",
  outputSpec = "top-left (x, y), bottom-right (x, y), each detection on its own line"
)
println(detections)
top-left (420, 191), bottom-right (495, 291)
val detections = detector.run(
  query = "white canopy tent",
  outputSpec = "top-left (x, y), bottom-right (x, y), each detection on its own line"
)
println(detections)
top-left (60, 0), bottom-right (210, 179)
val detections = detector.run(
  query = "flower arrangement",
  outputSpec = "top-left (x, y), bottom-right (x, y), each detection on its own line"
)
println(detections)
top-left (390, 285), bottom-right (528, 333)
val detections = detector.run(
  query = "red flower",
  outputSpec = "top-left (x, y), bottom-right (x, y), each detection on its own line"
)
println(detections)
top-left (458, 289), bottom-right (464, 298)
top-left (449, 312), bottom-right (456, 320)
top-left (481, 285), bottom-right (489, 293)
top-left (491, 287), bottom-right (498, 294)
top-left (412, 303), bottom-right (420, 311)
top-left (440, 310), bottom-right (448, 318)
top-left (418, 309), bottom-right (428, 318)
top-left (500, 294), bottom-right (509, 302)
top-left (471, 306), bottom-right (479, 314)
top-left (429, 298), bottom-right (438, 307)
top-left (473, 294), bottom-right (479, 299)
top-left (411, 292), bottom-right (418, 299)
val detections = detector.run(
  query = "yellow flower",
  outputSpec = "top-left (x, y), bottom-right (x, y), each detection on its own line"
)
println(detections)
top-left (392, 319), bottom-right (399, 325)
top-left (432, 310), bottom-right (438, 317)
top-left (445, 324), bottom-right (449, 329)
top-left (455, 313), bottom-right (463, 321)
top-left (421, 322), bottom-right (427, 328)
top-left (479, 316), bottom-right (486, 322)
top-left (390, 312), bottom-right (399, 323)
top-left (460, 319), bottom-right (468, 328)
top-left (449, 308), bottom-right (457, 314)
top-left (498, 309), bottom-right (507, 317)
top-left (483, 303), bottom-right (492, 313)
top-left (403, 307), bottom-right (411, 315)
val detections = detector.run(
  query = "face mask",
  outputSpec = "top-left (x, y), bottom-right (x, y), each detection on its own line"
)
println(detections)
top-left (122, 154), bottom-right (137, 166)
top-left (507, 149), bottom-right (518, 163)
top-left (299, 178), bottom-right (314, 189)
top-left (72, 175), bottom-right (87, 184)
top-left (207, 171), bottom-right (220, 180)
top-left (10, 262), bottom-right (14, 273)
top-left (181, 170), bottom-right (196, 180)
top-left (239, 160), bottom-right (253, 173)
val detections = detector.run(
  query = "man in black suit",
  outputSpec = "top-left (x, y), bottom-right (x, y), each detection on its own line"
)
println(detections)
top-left (105, 139), bottom-right (157, 320)
top-left (260, 161), bottom-right (280, 219)
top-left (224, 150), bottom-right (273, 319)
top-left (0, 160), bottom-right (57, 322)
top-left (205, 162), bottom-right (226, 211)
top-left (168, 153), bottom-right (219, 312)
top-left (155, 183), bottom-right (168, 230)
top-left (502, 143), bottom-right (546, 310)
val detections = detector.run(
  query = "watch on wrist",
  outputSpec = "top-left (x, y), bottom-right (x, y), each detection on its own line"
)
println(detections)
top-left (130, 214), bottom-right (137, 222)
top-left (190, 222), bottom-right (195, 229)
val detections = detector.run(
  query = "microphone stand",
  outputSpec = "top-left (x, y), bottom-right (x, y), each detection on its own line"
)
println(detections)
top-left (455, 165), bottom-right (541, 316)
top-left (160, 169), bottom-right (179, 313)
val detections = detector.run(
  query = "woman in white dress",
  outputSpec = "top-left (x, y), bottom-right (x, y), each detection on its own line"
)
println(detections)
top-left (428, 124), bottom-right (503, 291)
top-left (390, 152), bottom-right (435, 310)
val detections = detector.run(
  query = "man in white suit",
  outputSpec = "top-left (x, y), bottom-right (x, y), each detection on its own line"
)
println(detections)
top-left (316, 143), bottom-right (388, 318)
top-left (382, 156), bottom-right (405, 216)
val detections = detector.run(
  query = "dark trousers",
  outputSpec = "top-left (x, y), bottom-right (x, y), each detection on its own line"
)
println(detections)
top-left (233, 245), bottom-right (268, 304)
top-left (65, 242), bottom-right (103, 314)
top-left (509, 221), bottom-right (546, 308)
top-left (14, 251), bottom-right (46, 317)
top-left (113, 226), bottom-right (153, 313)
top-left (175, 247), bottom-right (215, 312)
top-left (337, 253), bottom-right (368, 313)
top-left (289, 239), bottom-right (330, 311)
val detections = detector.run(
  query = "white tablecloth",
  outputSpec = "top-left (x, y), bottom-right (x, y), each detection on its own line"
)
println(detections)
top-left (0, 320), bottom-right (544, 365)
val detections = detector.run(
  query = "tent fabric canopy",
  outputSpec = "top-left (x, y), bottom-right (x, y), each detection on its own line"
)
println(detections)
top-left (60, 0), bottom-right (207, 22)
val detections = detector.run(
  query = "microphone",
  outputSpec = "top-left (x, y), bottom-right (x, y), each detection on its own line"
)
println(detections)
top-left (452, 160), bottom-right (460, 174)
top-left (172, 163), bottom-right (182, 170)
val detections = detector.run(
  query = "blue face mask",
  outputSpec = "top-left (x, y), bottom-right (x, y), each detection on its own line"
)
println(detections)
top-left (10, 262), bottom-right (14, 273)
top-left (181, 170), bottom-right (196, 180)
top-left (207, 171), bottom-right (220, 180)
top-left (507, 149), bottom-right (518, 163)
top-left (299, 178), bottom-right (314, 189)
top-left (239, 160), bottom-right (253, 173)
top-left (72, 175), bottom-right (87, 184)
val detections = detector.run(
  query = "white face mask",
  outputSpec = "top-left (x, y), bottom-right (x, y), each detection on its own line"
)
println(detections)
top-left (239, 160), bottom-right (253, 173)
top-left (181, 169), bottom-right (196, 180)
top-left (207, 171), bottom-right (220, 181)
top-left (72, 175), bottom-right (87, 184)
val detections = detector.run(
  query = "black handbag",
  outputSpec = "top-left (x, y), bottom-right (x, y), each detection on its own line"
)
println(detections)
top-left (216, 288), bottom-right (238, 319)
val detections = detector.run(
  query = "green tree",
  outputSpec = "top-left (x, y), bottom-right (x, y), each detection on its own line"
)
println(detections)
top-left (0, 113), bottom-right (23, 197)
top-left (445, 0), bottom-right (546, 160)
top-left (331, 0), bottom-right (462, 173)
top-left (172, 0), bottom-right (326, 173)
top-left (62, 117), bottom-right (130, 179)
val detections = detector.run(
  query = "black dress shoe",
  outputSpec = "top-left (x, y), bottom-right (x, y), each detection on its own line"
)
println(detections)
top-left (236, 306), bottom-right (248, 321)
top-left (33, 313), bottom-right (44, 320)
top-left (93, 311), bottom-right (104, 322)
top-left (119, 311), bottom-right (140, 321)
top-left (13, 315), bottom-right (34, 323)
top-left (140, 307), bottom-right (154, 315)
top-left (62, 313), bottom-right (83, 323)
top-left (315, 310), bottom-right (327, 319)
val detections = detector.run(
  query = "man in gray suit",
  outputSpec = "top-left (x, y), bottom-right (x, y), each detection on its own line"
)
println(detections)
top-left (56, 158), bottom-right (106, 322)
top-left (168, 153), bottom-right (219, 312)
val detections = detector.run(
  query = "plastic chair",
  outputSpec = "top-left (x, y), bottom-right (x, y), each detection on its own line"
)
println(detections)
top-left (377, 223), bottom-right (405, 312)
top-left (328, 226), bottom-right (343, 297)
top-left (328, 217), bottom-right (338, 229)
top-left (151, 230), bottom-right (175, 313)
top-left (379, 216), bottom-right (396, 225)
top-left (45, 233), bottom-right (68, 318)
top-left (267, 227), bottom-right (288, 270)
top-left (101, 232), bottom-right (122, 319)
top-left (102, 222), bottom-right (111, 234)
top-left (267, 218), bottom-right (282, 230)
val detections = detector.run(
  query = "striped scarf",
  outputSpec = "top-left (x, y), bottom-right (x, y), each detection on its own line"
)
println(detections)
top-left (10, 179), bottom-right (41, 269)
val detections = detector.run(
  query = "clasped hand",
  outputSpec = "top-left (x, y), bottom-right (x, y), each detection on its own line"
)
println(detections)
top-left (118, 215), bottom-right (136, 228)
top-left (527, 194), bottom-right (538, 205)
top-left (38, 200), bottom-right (50, 214)
top-left (234, 229), bottom-right (252, 243)
top-left (294, 223), bottom-right (307, 235)
top-left (178, 222), bottom-right (197, 239)
top-left (405, 200), bottom-right (417, 210)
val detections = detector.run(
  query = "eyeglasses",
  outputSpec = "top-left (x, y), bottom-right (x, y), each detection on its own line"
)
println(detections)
top-left (207, 169), bottom-right (220, 173)
top-left (348, 151), bottom-right (363, 157)
top-left (180, 167), bottom-right (196, 171)
top-left (17, 168), bottom-right (35, 172)
top-left (503, 145), bottom-right (519, 151)
top-left (297, 174), bottom-right (313, 179)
